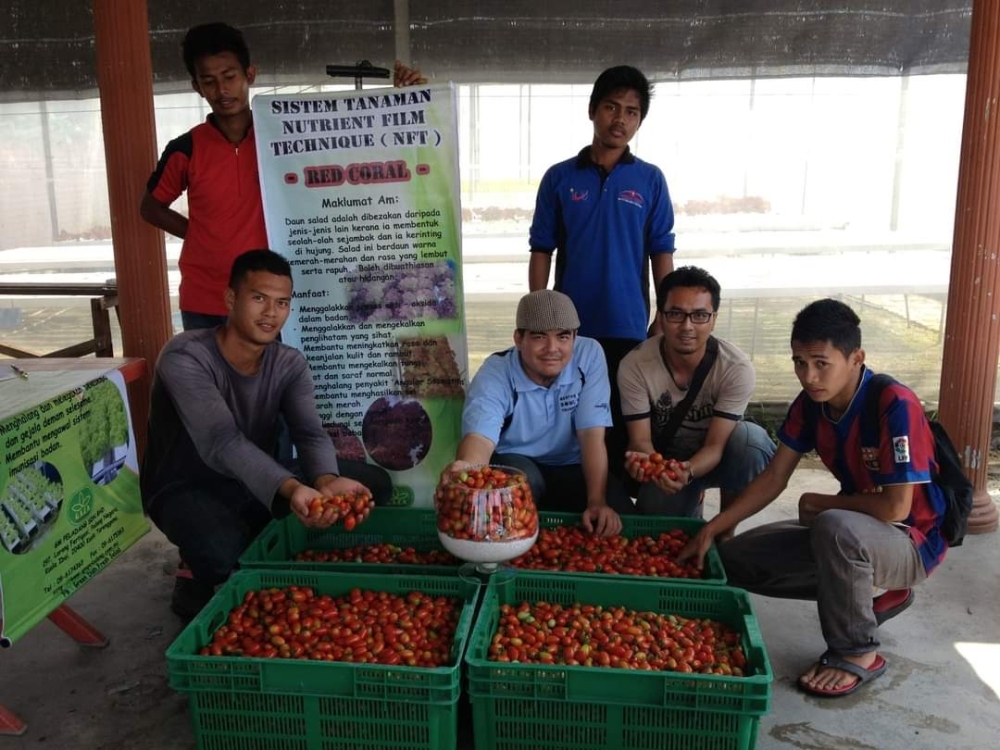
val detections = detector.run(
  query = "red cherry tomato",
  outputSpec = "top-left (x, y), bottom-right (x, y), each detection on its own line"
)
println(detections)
top-left (511, 525), bottom-right (704, 580)
top-left (203, 586), bottom-right (462, 667)
top-left (434, 467), bottom-right (538, 542)
top-left (487, 600), bottom-right (747, 676)
top-left (303, 490), bottom-right (374, 530)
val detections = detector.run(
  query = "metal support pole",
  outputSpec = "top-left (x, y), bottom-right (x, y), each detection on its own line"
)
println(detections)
top-left (394, 0), bottom-right (411, 65)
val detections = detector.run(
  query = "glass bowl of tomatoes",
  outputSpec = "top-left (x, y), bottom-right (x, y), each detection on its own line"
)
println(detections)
top-left (434, 465), bottom-right (538, 570)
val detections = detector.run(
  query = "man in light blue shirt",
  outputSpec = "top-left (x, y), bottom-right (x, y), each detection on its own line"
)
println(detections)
top-left (446, 290), bottom-right (633, 536)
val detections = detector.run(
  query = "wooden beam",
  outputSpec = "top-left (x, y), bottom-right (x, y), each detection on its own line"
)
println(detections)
top-left (92, 0), bottom-right (173, 460)
top-left (938, 0), bottom-right (1000, 534)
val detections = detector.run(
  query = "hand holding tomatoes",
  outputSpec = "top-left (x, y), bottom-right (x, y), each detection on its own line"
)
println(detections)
top-left (288, 483), bottom-right (335, 528)
top-left (625, 451), bottom-right (678, 482)
top-left (314, 475), bottom-right (376, 529)
top-left (625, 451), bottom-right (692, 494)
top-left (287, 476), bottom-right (375, 530)
top-left (304, 489), bottom-right (374, 531)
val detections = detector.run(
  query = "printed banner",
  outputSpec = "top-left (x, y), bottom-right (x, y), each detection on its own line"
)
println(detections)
top-left (254, 83), bottom-right (467, 507)
top-left (0, 369), bottom-right (148, 645)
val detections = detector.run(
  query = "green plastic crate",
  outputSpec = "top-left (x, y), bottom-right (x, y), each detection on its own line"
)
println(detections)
top-left (537, 512), bottom-right (727, 585)
top-left (465, 573), bottom-right (772, 750)
top-left (240, 510), bottom-right (726, 585)
top-left (239, 508), bottom-right (461, 576)
top-left (166, 570), bottom-right (480, 750)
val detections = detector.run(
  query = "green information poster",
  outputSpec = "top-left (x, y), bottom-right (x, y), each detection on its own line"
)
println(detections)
top-left (254, 83), bottom-right (467, 507)
top-left (0, 369), bottom-right (148, 645)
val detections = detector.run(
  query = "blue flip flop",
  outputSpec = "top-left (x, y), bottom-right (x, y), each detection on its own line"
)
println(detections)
top-left (799, 651), bottom-right (888, 698)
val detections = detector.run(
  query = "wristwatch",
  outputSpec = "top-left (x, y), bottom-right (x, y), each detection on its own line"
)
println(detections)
top-left (686, 466), bottom-right (696, 485)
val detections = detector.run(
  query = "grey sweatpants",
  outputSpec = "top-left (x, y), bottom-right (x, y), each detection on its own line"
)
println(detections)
top-left (720, 509), bottom-right (927, 655)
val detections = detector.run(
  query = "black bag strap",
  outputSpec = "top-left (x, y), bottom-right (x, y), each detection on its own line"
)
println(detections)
top-left (863, 372), bottom-right (973, 546)
top-left (656, 336), bottom-right (720, 449)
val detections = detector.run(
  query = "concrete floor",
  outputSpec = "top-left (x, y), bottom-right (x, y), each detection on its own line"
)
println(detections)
top-left (2, 467), bottom-right (999, 750)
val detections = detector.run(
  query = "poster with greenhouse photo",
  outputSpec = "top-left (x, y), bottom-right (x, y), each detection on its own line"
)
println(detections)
top-left (0, 369), bottom-right (147, 645)
top-left (254, 83), bottom-right (467, 507)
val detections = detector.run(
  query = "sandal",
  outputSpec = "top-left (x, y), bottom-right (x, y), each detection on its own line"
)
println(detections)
top-left (798, 651), bottom-right (887, 698)
top-left (873, 588), bottom-right (914, 625)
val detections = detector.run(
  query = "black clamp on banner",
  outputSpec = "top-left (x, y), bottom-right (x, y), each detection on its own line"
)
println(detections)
top-left (326, 60), bottom-right (391, 90)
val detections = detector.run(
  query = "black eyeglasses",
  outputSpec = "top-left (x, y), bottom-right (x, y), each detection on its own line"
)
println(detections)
top-left (660, 309), bottom-right (715, 324)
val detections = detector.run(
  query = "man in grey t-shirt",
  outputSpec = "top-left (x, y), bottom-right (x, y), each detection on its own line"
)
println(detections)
top-left (618, 267), bottom-right (774, 522)
top-left (141, 249), bottom-right (390, 619)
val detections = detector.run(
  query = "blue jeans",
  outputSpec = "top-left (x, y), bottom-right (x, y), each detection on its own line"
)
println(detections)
top-left (181, 311), bottom-right (227, 331)
top-left (491, 453), bottom-right (635, 516)
top-left (636, 421), bottom-right (776, 516)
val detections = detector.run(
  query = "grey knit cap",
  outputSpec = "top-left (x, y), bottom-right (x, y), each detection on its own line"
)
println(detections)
top-left (516, 290), bottom-right (581, 332)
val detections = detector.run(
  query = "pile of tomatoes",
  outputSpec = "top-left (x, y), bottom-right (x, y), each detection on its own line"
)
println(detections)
top-left (199, 585), bottom-right (461, 666)
top-left (435, 466), bottom-right (538, 542)
top-left (488, 601), bottom-right (748, 676)
top-left (512, 526), bottom-right (703, 578)
top-left (306, 490), bottom-right (374, 531)
top-left (626, 452), bottom-right (681, 483)
top-left (296, 544), bottom-right (458, 566)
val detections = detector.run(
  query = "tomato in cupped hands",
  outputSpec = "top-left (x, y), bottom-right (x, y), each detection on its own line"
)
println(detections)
top-left (512, 525), bottom-right (703, 579)
top-left (306, 490), bottom-right (375, 530)
top-left (199, 585), bottom-right (462, 666)
top-left (487, 600), bottom-right (748, 676)
top-left (434, 465), bottom-right (538, 542)
top-left (626, 452), bottom-right (681, 483)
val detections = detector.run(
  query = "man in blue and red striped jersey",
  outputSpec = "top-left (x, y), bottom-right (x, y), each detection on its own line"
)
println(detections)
top-left (679, 298), bottom-right (948, 699)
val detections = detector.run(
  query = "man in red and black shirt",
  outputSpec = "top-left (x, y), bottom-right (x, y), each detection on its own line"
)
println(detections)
top-left (141, 23), bottom-right (427, 330)
top-left (679, 298), bottom-right (948, 699)
top-left (141, 23), bottom-right (266, 331)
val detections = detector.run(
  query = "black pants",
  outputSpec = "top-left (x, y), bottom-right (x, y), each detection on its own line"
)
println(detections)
top-left (595, 337), bottom-right (643, 481)
top-left (492, 453), bottom-right (635, 516)
top-left (148, 459), bottom-right (392, 585)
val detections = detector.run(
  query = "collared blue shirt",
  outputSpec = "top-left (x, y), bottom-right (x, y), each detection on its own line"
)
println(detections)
top-left (529, 146), bottom-right (675, 340)
top-left (462, 336), bottom-right (612, 465)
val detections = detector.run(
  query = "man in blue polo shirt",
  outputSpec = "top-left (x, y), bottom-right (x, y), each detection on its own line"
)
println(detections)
top-left (444, 290), bottom-right (632, 537)
top-left (528, 65), bottom-right (676, 479)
